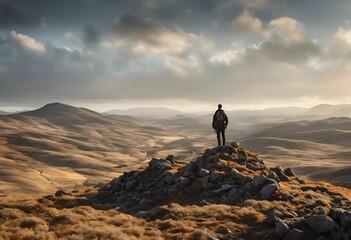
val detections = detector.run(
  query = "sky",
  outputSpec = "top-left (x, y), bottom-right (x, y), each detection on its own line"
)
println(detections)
top-left (1, 0), bottom-right (351, 112)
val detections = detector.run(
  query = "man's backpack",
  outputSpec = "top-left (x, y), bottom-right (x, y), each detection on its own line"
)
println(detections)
top-left (216, 110), bottom-right (224, 123)
top-left (214, 110), bottom-right (225, 128)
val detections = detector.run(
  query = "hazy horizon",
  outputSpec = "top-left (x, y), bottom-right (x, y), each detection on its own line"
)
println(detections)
top-left (1, 100), bottom-right (350, 114)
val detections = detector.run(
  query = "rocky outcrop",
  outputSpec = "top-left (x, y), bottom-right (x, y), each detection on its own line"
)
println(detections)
top-left (96, 142), bottom-right (351, 240)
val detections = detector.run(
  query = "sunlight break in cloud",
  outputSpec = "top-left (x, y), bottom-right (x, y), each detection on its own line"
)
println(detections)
top-left (232, 11), bottom-right (307, 44)
top-left (110, 14), bottom-right (213, 55)
top-left (10, 31), bottom-right (46, 54)
top-left (330, 28), bottom-right (351, 56)
top-left (266, 17), bottom-right (307, 44)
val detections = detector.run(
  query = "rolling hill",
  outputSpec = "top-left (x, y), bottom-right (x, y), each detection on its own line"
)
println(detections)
top-left (241, 117), bottom-right (351, 187)
top-left (106, 107), bottom-right (183, 118)
top-left (0, 103), bottom-right (207, 195)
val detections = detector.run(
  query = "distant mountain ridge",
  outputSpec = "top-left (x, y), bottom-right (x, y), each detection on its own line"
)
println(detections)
top-left (0, 102), bottom-right (203, 195)
top-left (12, 102), bottom-right (115, 126)
top-left (241, 117), bottom-right (351, 187)
top-left (305, 104), bottom-right (351, 116)
top-left (106, 107), bottom-right (183, 117)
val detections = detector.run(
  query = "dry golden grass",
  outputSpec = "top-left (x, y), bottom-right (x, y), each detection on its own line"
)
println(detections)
top-left (0, 188), bottom-right (279, 240)
top-left (2, 153), bottom-right (351, 240)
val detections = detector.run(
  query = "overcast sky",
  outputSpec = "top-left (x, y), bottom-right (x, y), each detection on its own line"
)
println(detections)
top-left (1, 0), bottom-right (351, 112)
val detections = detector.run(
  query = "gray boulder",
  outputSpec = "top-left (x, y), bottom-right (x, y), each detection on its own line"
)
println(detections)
top-left (274, 166), bottom-right (285, 175)
top-left (148, 158), bottom-right (171, 170)
top-left (283, 228), bottom-right (304, 240)
top-left (230, 169), bottom-right (245, 180)
top-left (244, 182), bottom-right (253, 191)
top-left (167, 182), bottom-right (184, 196)
top-left (219, 152), bottom-right (233, 160)
top-left (201, 175), bottom-right (214, 190)
top-left (329, 231), bottom-right (350, 240)
top-left (213, 184), bottom-right (234, 194)
top-left (204, 148), bottom-right (217, 156)
top-left (228, 188), bottom-right (241, 199)
top-left (217, 227), bottom-right (232, 235)
top-left (259, 182), bottom-right (278, 200)
top-left (111, 178), bottom-right (121, 186)
top-left (164, 175), bottom-right (175, 185)
top-left (312, 206), bottom-right (328, 215)
top-left (278, 173), bottom-right (290, 182)
top-left (340, 211), bottom-right (351, 229)
top-left (138, 198), bottom-right (152, 207)
top-left (268, 171), bottom-right (280, 182)
top-left (236, 158), bottom-right (247, 165)
top-left (284, 168), bottom-right (295, 177)
top-left (199, 168), bottom-right (210, 177)
top-left (306, 214), bottom-right (334, 234)
top-left (179, 177), bottom-right (190, 186)
top-left (148, 206), bottom-right (167, 219)
top-left (230, 141), bottom-right (240, 148)
top-left (275, 220), bottom-right (290, 237)
top-left (273, 166), bottom-right (290, 181)
top-left (209, 155), bottom-right (220, 163)
top-left (125, 180), bottom-right (138, 190)
top-left (165, 155), bottom-right (175, 164)
top-left (136, 211), bottom-right (148, 218)
top-left (329, 209), bottom-right (344, 222)
top-left (251, 174), bottom-right (268, 187)
top-left (210, 171), bottom-right (223, 184)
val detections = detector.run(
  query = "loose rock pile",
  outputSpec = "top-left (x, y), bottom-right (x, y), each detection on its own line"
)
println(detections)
top-left (96, 142), bottom-right (351, 240)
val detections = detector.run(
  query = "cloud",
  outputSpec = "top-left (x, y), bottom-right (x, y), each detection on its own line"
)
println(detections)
top-left (108, 14), bottom-right (213, 74)
top-left (209, 49), bottom-right (245, 65)
top-left (251, 39), bottom-right (321, 63)
top-left (81, 25), bottom-right (101, 48)
top-left (231, 10), bottom-right (263, 34)
top-left (236, 0), bottom-right (281, 11)
top-left (0, 3), bottom-right (25, 28)
top-left (0, 3), bottom-right (39, 28)
top-left (1, 0), bottom-right (351, 108)
top-left (0, 31), bottom-right (107, 104)
top-left (9, 31), bottom-right (46, 54)
top-left (231, 11), bottom-right (307, 44)
top-left (64, 31), bottom-right (81, 42)
top-left (229, 13), bottom-right (319, 63)
top-left (111, 14), bottom-right (194, 55)
top-left (266, 17), bottom-right (307, 44)
top-left (330, 28), bottom-right (351, 58)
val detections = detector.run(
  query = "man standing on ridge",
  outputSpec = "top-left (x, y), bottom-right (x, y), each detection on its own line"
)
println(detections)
top-left (212, 104), bottom-right (229, 146)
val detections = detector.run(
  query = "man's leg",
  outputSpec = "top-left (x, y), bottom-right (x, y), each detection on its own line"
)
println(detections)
top-left (216, 129), bottom-right (221, 146)
top-left (222, 129), bottom-right (226, 146)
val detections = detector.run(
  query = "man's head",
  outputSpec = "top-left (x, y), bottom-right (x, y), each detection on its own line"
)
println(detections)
top-left (218, 104), bottom-right (222, 109)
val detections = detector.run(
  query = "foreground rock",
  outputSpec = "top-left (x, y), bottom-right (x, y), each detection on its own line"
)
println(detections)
top-left (96, 142), bottom-right (351, 240)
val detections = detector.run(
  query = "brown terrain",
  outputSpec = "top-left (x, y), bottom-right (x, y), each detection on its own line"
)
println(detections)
top-left (1, 143), bottom-right (351, 240)
top-left (241, 117), bottom-right (351, 187)
top-left (1, 103), bottom-right (351, 239)
top-left (0, 103), bottom-right (209, 195)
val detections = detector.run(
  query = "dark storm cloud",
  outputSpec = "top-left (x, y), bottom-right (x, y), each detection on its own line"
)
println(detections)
top-left (112, 14), bottom-right (167, 45)
top-left (81, 25), bottom-right (101, 48)
top-left (0, 3), bottom-right (39, 28)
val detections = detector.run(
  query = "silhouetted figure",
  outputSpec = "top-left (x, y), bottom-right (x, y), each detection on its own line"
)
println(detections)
top-left (212, 104), bottom-right (228, 146)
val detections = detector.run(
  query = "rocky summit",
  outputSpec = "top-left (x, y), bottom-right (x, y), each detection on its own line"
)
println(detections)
top-left (96, 142), bottom-right (351, 240)
top-left (2, 142), bottom-right (351, 240)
